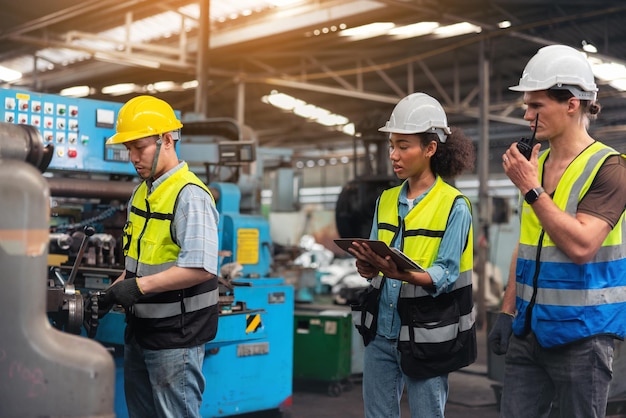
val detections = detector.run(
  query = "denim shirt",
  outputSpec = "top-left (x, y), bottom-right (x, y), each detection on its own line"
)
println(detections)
top-left (368, 181), bottom-right (472, 340)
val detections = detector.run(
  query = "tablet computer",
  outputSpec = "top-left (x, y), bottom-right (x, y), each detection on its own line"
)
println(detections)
top-left (333, 238), bottom-right (425, 272)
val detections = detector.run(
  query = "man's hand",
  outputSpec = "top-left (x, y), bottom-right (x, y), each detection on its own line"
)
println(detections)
top-left (488, 313), bottom-right (514, 355)
top-left (103, 278), bottom-right (144, 309)
top-left (96, 292), bottom-right (116, 318)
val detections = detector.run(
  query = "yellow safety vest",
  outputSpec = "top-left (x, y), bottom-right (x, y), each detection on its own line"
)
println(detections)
top-left (355, 177), bottom-right (476, 378)
top-left (124, 163), bottom-right (219, 349)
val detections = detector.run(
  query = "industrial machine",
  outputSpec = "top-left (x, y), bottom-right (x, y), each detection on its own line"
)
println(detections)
top-left (334, 110), bottom-right (399, 240)
top-left (0, 122), bottom-right (115, 418)
top-left (0, 87), bottom-right (294, 417)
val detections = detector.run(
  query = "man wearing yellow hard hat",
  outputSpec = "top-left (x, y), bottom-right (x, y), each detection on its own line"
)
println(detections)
top-left (102, 95), bottom-right (220, 418)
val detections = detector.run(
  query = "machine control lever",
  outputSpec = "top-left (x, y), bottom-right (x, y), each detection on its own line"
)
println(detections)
top-left (67, 225), bottom-right (95, 286)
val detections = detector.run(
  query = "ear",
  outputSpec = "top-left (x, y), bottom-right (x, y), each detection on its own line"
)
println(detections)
top-left (162, 132), bottom-right (175, 148)
top-left (567, 97), bottom-right (581, 114)
top-left (426, 140), bottom-right (438, 158)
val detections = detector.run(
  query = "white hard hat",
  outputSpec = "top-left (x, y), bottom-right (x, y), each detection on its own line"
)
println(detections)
top-left (510, 44), bottom-right (598, 101)
top-left (379, 92), bottom-right (451, 143)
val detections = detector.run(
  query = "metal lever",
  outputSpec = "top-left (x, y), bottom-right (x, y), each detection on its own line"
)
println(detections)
top-left (67, 225), bottom-right (96, 286)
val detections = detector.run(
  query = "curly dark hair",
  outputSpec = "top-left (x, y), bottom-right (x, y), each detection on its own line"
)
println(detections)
top-left (419, 127), bottom-right (475, 178)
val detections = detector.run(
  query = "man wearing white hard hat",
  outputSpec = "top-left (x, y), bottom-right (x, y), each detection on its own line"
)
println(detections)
top-left (489, 44), bottom-right (626, 418)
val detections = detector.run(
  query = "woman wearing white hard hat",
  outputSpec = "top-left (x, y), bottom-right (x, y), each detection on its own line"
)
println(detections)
top-left (349, 92), bottom-right (476, 418)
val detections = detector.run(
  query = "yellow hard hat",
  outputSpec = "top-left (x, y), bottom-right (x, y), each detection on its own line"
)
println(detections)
top-left (106, 95), bottom-right (183, 145)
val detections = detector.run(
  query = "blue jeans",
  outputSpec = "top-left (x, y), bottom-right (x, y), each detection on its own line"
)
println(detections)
top-left (363, 335), bottom-right (448, 418)
top-left (124, 337), bottom-right (206, 418)
top-left (501, 332), bottom-right (614, 418)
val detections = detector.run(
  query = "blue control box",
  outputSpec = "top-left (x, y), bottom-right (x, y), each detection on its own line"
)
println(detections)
top-left (1, 88), bottom-right (134, 175)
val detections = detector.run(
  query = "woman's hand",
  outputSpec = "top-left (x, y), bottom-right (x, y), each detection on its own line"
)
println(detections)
top-left (350, 241), bottom-right (400, 279)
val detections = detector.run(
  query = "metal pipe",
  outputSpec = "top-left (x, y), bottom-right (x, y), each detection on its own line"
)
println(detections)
top-left (194, 0), bottom-right (210, 116)
top-left (477, 39), bottom-right (491, 330)
top-left (47, 177), bottom-right (136, 200)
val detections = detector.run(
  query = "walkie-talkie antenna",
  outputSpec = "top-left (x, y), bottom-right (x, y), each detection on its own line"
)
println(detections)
top-left (517, 113), bottom-right (538, 160)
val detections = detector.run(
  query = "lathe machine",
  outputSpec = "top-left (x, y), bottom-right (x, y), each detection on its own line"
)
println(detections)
top-left (0, 87), bottom-right (294, 417)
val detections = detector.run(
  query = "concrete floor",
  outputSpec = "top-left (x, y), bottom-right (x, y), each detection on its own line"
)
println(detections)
top-left (285, 326), bottom-right (500, 418)
top-left (239, 326), bottom-right (501, 418)
top-left (241, 324), bottom-right (626, 418)
top-left (287, 368), bottom-right (501, 418)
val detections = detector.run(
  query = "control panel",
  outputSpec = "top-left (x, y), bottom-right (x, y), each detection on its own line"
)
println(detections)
top-left (0, 88), bottom-right (135, 175)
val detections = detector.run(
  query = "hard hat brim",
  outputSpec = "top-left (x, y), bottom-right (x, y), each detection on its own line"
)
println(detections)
top-left (106, 122), bottom-right (183, 145)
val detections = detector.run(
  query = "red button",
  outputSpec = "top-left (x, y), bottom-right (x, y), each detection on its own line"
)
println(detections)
top-left (68, 149), bottom-right (77, 158)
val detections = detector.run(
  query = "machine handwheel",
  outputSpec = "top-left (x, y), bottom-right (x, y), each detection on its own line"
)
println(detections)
top-left (83, 293), bottom-right (100, 338)
top-left (328, 382), bottom-right (343, 397)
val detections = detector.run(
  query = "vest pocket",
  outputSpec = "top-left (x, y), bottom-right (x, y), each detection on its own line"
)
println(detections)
top-left (400, 295), bottom-right (462, 360)
top-left (350, 285), bottom-right (379, 346)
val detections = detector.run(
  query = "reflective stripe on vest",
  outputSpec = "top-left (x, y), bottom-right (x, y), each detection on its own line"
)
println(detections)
top-left (399, 306), bottom-right (476, 344)
top-left (134, 287), bottom-right (219, 319)
top-left (514, 143), bottom-right (626, 347)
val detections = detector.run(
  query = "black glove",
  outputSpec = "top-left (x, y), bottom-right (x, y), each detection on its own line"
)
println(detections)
top-left (95, 292), bottom-right (115, 318)
top-left (103, 278), bottom-right (144, 309)
top-left (487, 313), bottom-right (514, 355)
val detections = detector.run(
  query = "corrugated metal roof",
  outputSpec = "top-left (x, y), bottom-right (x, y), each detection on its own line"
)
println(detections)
top-left (0, 0), bottom-right (291, 75)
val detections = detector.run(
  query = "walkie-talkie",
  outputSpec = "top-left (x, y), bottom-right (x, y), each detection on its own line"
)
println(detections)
top-left (517, 114), bottom-right (538, 160)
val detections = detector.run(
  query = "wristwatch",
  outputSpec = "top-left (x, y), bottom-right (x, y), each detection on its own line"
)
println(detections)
top-left (524, 186), bottom-right (545, 205)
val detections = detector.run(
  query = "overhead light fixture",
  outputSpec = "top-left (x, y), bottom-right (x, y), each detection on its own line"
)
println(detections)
top-left (609, 79), bottom-right (626, 91)
top-left (316, 114), bottom-right (349, 127)
top-left (262, 90), bottom-right (353, 134)
top-left (586, 55), bottom-right (626, 92)
top-left (433, 22), bottom-right (482, 38)
top-left (264, 91), bottom-right (303, 110)
top-left (342, 123), bottom-right (355, 136)
top-left (102, 83), bottom-right (141, 96)
top-left (0, 65), bottom-right (22, 82)
top-left (388, 22), bottom-right (439, 39)
top-left (498, 20), bottom-right (512, 29)
top-left (582, 41), bottom-right (597, 53)
top-left (146, 81), bottom-right (178, 92)
top-left (589, 60), bottom-right (626, 81)
top-left (338, 21), bottom-right (481, 41)
top-left (293, 104), bottom-right (329, 119)
top-left (182, 80), bottom-right (198, 89)
top-left (60, 85), bottom-right (93, 97)
top-left (339, 22), bottom-right (395, 40)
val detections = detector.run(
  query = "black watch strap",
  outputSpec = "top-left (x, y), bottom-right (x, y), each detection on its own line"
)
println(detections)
top-left (524, 186), bottom-right (545, 205)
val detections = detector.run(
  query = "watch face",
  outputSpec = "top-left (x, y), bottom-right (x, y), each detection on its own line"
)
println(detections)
top-left (525, 187), bottom-right (542, 204)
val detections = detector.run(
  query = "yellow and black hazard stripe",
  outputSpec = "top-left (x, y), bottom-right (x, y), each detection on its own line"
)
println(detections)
top-left (246, 313), bottom-right (262, 333)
